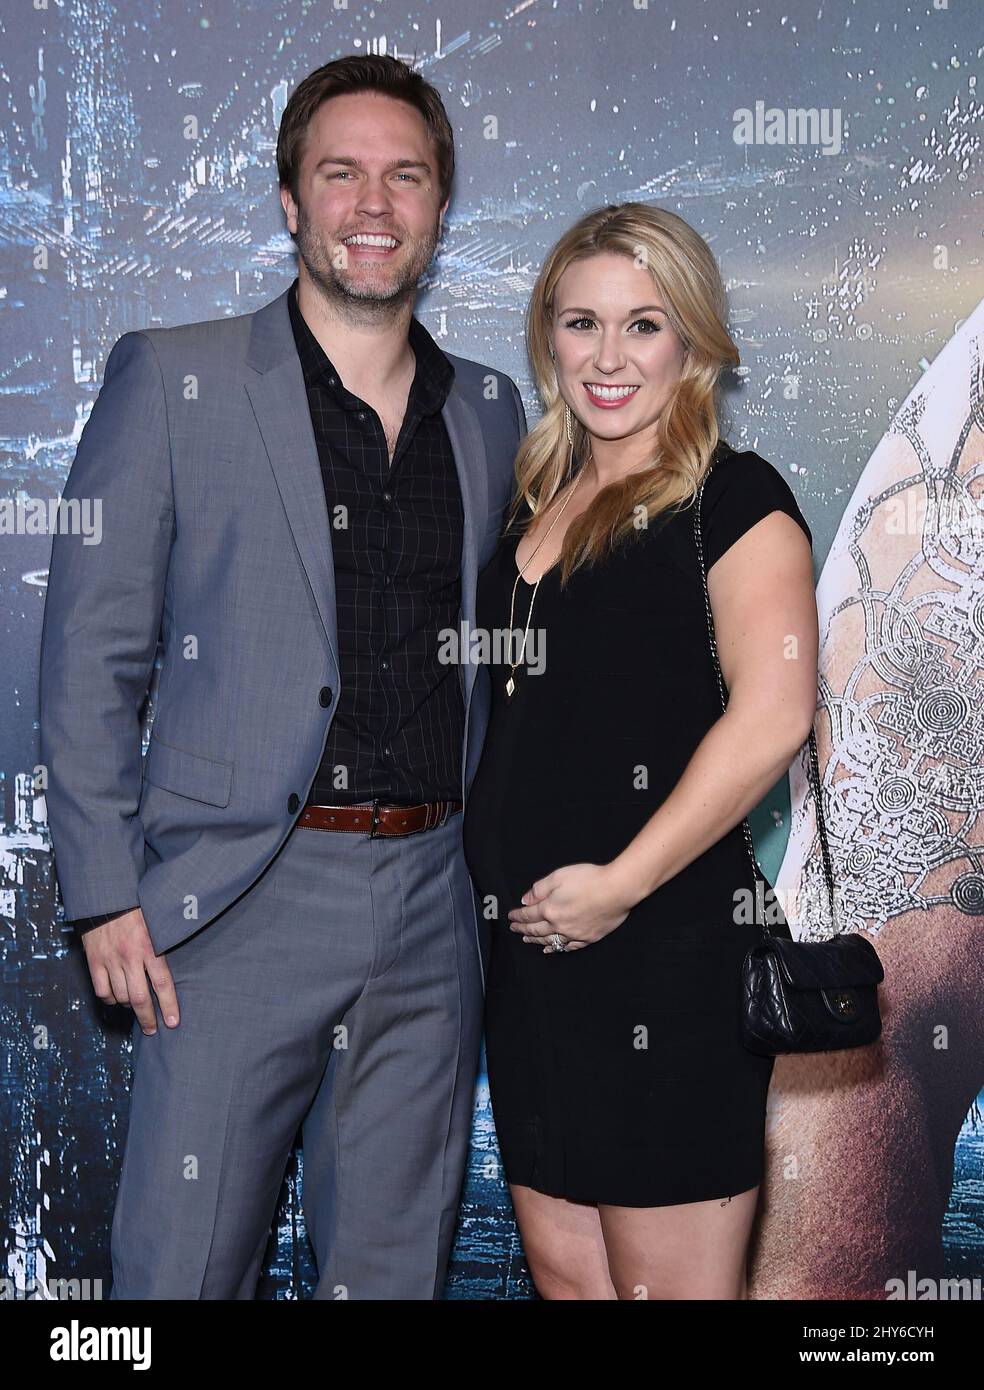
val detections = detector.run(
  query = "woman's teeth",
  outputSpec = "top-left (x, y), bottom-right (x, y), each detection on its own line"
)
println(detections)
top-left (583, 383), bottom-right (640, 405)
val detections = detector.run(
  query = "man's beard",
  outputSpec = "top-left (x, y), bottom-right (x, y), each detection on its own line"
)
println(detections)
top-left (294, 197), bottom-right (439, 313)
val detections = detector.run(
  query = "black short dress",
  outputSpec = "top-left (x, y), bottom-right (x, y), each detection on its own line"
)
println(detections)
top-left (462, 442), bottom-right (813, 1208)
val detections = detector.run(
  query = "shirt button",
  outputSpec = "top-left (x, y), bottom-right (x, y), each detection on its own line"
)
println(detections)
top-left (357, 411), bottom-right (366, 421)
top-left (382, 491), bottom-right (392, 503)
top-left (328, 376), bottom-right (337, 387)
top-left (287, 793), bottom-right (300, 814)
top-left (319, 687), bottom-right (333, 707)
top-left (381, 661), bottom-right (389, 671)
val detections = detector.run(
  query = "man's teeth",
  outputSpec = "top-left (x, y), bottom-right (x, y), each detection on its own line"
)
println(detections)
top-left (344, 234), bottom-right (398, 247)
top-left (585, 384), bottom-right (639, 400)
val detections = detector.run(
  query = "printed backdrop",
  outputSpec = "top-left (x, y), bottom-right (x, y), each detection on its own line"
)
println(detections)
top-left (1, 0), bottom-right (981, 1298)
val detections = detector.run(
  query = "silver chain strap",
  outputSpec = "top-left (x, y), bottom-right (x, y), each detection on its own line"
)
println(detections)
top-left (694, 470), bottom-right (838, 935)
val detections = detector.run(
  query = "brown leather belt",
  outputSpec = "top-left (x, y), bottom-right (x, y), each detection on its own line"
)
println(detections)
top-left (297, 798), bottom-right (462, 837)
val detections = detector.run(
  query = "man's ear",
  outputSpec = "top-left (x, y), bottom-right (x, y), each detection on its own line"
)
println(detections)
top-left (281, 185), bottom-right (300, 234)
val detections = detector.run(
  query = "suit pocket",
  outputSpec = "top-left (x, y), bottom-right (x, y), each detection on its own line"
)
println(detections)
top-left (142, 733), bottom-right (234, 808)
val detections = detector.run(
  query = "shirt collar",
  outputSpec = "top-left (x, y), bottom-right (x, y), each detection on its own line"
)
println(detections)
top-left (287, 277), bottom-right (454, 416)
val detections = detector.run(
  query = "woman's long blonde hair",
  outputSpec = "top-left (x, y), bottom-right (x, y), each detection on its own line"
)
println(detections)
top-left (507, 202), bottom-right (740, 585)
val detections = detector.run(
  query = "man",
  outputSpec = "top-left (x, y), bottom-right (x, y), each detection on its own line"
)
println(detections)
top-left (38, 54), bottom-right (526, 1299)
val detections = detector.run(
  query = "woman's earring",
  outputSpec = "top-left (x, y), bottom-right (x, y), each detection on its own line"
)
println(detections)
top-left (565, 401), bottom-right (574, 445)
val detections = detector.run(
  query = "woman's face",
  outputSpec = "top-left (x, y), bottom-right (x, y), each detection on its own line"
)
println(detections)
top-left (550, 251), bottom-right (688, 449)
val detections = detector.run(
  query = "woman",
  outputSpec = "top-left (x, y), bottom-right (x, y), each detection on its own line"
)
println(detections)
top-left (462, 202), bottom-right (819, 1300)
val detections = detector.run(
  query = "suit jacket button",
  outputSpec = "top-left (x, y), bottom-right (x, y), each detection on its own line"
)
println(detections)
top-left (319, 687), bottom-right (333, 707)
top-left (287, 793), bottom-right (300, 814)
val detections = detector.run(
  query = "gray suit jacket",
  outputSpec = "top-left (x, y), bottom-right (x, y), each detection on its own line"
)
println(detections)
top-left (39, 286), bottom-right (526, 955)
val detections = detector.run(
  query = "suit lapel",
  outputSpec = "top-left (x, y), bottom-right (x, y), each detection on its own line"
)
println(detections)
top-left (441, 383), bottom-right (488, 707)
top-left (245, 341), bottom-right (340, 670)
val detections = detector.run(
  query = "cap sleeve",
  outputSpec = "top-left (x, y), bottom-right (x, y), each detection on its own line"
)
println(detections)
top-left (700, 450), bottom-right (812, 572)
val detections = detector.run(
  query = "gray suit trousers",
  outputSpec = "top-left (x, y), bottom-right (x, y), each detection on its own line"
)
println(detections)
top-left (107, 810), bottom-right (483, 1299)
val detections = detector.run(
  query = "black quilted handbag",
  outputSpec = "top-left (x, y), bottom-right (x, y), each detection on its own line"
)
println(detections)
top-left (694, 467), bottom-right (885, 1057)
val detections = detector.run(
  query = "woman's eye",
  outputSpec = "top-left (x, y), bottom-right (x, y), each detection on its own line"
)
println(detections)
top-left (561, 317), bottom-right (663, 333)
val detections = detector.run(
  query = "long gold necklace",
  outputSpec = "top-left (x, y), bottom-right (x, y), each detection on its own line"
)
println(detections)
top-left (504, 468), bottom-right (586, 700)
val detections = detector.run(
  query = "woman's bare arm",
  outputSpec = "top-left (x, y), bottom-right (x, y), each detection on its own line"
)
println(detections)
top-left (609, 509), bottom-right (818, 903)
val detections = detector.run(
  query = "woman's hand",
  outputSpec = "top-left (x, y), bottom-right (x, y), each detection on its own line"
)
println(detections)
top-left (507, 861), bottom-right (639, 952)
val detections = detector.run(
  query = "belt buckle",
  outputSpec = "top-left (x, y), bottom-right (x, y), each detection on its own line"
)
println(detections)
top-left (368, 797), bottom-right (382, 838)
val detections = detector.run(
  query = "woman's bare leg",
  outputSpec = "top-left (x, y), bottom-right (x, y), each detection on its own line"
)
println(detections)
top-left (509, 1184), bottom-right (618, 1299)
top-left (598, 1185), bottom-right (762, 1300)
top-left (509, 1181), bottom-right (761, 1299)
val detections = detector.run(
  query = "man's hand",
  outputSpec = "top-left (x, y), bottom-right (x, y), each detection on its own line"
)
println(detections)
top-left (82, 908), bottom-right (180, 1034)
